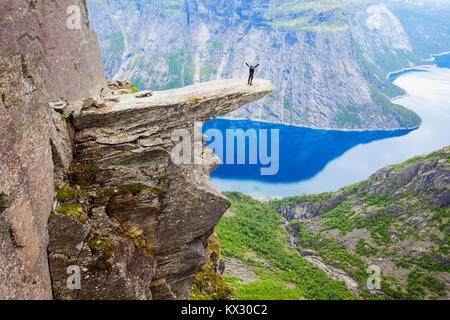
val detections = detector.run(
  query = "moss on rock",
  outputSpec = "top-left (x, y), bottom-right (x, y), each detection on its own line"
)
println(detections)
top-left (190, 232), bottom-right (235, 300)
top-left (55, 203), bottom-right (87, 223)
top-left (56, 184), bottom-right (78, 202)
top-left (86, 233), bottom-right (115, 272)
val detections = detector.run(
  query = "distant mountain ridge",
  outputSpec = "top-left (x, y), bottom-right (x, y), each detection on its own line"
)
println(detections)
top-left (86, 0), bottom-right (445, 130)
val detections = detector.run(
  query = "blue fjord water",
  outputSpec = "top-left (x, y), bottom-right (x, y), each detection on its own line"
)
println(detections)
top-left (203, 55), bottom-right (450, 198)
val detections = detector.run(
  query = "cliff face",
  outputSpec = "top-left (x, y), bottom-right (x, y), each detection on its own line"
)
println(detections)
top-left (0, 1), bottom-right (273, 300)
top-left (0, 0), bottom-right (105, 299)
top-left (48, 79), bottom-right (274, 299)
top-left (387, 0), bottom-right (450, 57)
top-left (87, 0), bottom-right (421, 130)
top-left (190, 232), bottom-right (235, 300)
top-left (271, 146), bottom-right (449, 299)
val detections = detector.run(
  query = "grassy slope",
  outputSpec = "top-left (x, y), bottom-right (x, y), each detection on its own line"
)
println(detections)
top-left (216, 192), bottom-right (356, 300)
top-left (269, 146), bottom-right (449, 299)
top-left (217, 146), bottom-right (449, 300)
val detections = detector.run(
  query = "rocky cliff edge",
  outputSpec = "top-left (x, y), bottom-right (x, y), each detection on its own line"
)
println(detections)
top-left (48, 79), bottom-right (274, 299)
top-left (0, 0), bottom-right (274, 300)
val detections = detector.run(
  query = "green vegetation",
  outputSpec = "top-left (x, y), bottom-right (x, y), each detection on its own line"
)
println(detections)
top-left (349, 39), bottom-right (421, 127)
top-left (147, 50), bottom-right (195, 91)
top-left (122, 183), bottom-right (163, 194)
top-left (122, 229), bottom-right (153, 257)
top-left (352, 39), bottom-right (407, 99)
top-left (334, 104), bottom-right (364, 128)
top-left (213, 148), bottom-right (449, 300)
top-left (94, 183), bottom-right (164, 198)
top-left (190, 233), bottom-right (235, 300)
top-left (200, 63), bottom-right (217, 81)
top-left (389, 148), bottom-right (450, 171)
top-left (356, 238), bottom-right (378, 256)
top-left (264, 147), bottom-right (449, 299)
top-left (321, 199), bottom-right (397, 245)
top-left (56, 184), bottom-right (79, 202)
top-left (226, 277), bottom-right (303, 300)
top-left (86, 233), bottom-right (115, 271)
top-left (370, 88), bottom-right (421, 128)
top-left (286, 219), bottom-right (302, 233)
top-left (264, 0), bottom-right (350, 32)
top-left (296, 225), bottom-right (374, 297)
top-left (208, 40), bottom-right (224, 51)
top-left (216, 192), bottom-right (356, 300)
top-left (270, 192), bottom-right (333, 212)
top-left (56, 203), bottom-right (86, 223)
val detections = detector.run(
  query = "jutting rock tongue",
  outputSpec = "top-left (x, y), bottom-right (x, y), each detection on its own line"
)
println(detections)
top-left (48, 79), bottom-right (275, 299)
top-left (0, 0), bottom-right (105, 299)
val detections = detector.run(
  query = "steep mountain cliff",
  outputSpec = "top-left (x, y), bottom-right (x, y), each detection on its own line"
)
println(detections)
top-left (385, 0), bottom-right (450, 57)
top-left (0, 0), bottom-right (274, 300)
top-left (49, 79), bottom-right (274, 299)
top-left (0, 0), bottom-right (105, 299)
top-left (87, 0), bottom-right (422, 130)
top-left (270, 146), bottom-right (449, 299)
top-left (210, 147), bottom-right (448, 299)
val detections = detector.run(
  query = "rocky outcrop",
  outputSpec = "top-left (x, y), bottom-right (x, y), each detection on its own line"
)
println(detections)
top-left (273, 146), bottom-right (450, 299)
top-left (1, 0), bottom-right (265, 300)
top-left (0, 0), bottom-right (105, 299)
top-left (87, 0), bottom-right (421, 130)
top-left (190, 232), bottom-right (235, 300)
top-left (48, 79), bottom-right (275, 299)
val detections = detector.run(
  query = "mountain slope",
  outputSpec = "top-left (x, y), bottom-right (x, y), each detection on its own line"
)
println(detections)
top-left (86, 0), bottom-right (422, 130)
top-left (215, 192), bottom-right (357, 299)
top-left (385, 0), bottom-right (450, 57)
top-left (212, 146), bottom-right (449, 299)
top-left (270, 146), bottom-right (449, 299)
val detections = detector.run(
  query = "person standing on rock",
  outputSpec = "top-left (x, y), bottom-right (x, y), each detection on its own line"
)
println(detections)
top-left (246, 62), bottom-right (259, 85)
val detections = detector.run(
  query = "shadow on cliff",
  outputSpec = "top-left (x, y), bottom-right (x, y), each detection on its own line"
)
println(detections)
top-left (203, 119), bottom-right (415, 183)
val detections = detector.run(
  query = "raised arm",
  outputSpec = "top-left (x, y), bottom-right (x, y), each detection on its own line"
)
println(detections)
top-left (254, 64), bottom-right (260, 68)
top-left (245, 62), bottom-right (250, 68)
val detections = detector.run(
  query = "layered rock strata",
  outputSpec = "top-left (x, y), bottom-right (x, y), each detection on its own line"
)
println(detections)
top-left (48, 79), bottom-right (275, 299)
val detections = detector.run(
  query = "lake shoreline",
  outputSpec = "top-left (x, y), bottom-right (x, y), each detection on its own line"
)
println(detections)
top-left (209, 52), bottom-right (449, 197)
top-left (218, 116), bottom-right (420, 133)
top-left (220, 51), bottom-right (450, 133)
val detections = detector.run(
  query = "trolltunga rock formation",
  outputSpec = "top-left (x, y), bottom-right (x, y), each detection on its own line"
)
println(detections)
top-left (0, 0), bottom-right (274, 300)
top-left (48, 79), bottom-right (275, 299)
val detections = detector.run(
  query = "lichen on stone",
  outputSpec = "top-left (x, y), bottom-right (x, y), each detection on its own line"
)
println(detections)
top-left (122, 229), bottom-right (154, 258)
top-left (93, 184), bottom-right (163, 198)
top-left (184, 97), bottom-right (202, 103)
top-left (122, 183), bottom-right (163, 195)
top-left (70, 163), bottom-right (105, 173)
